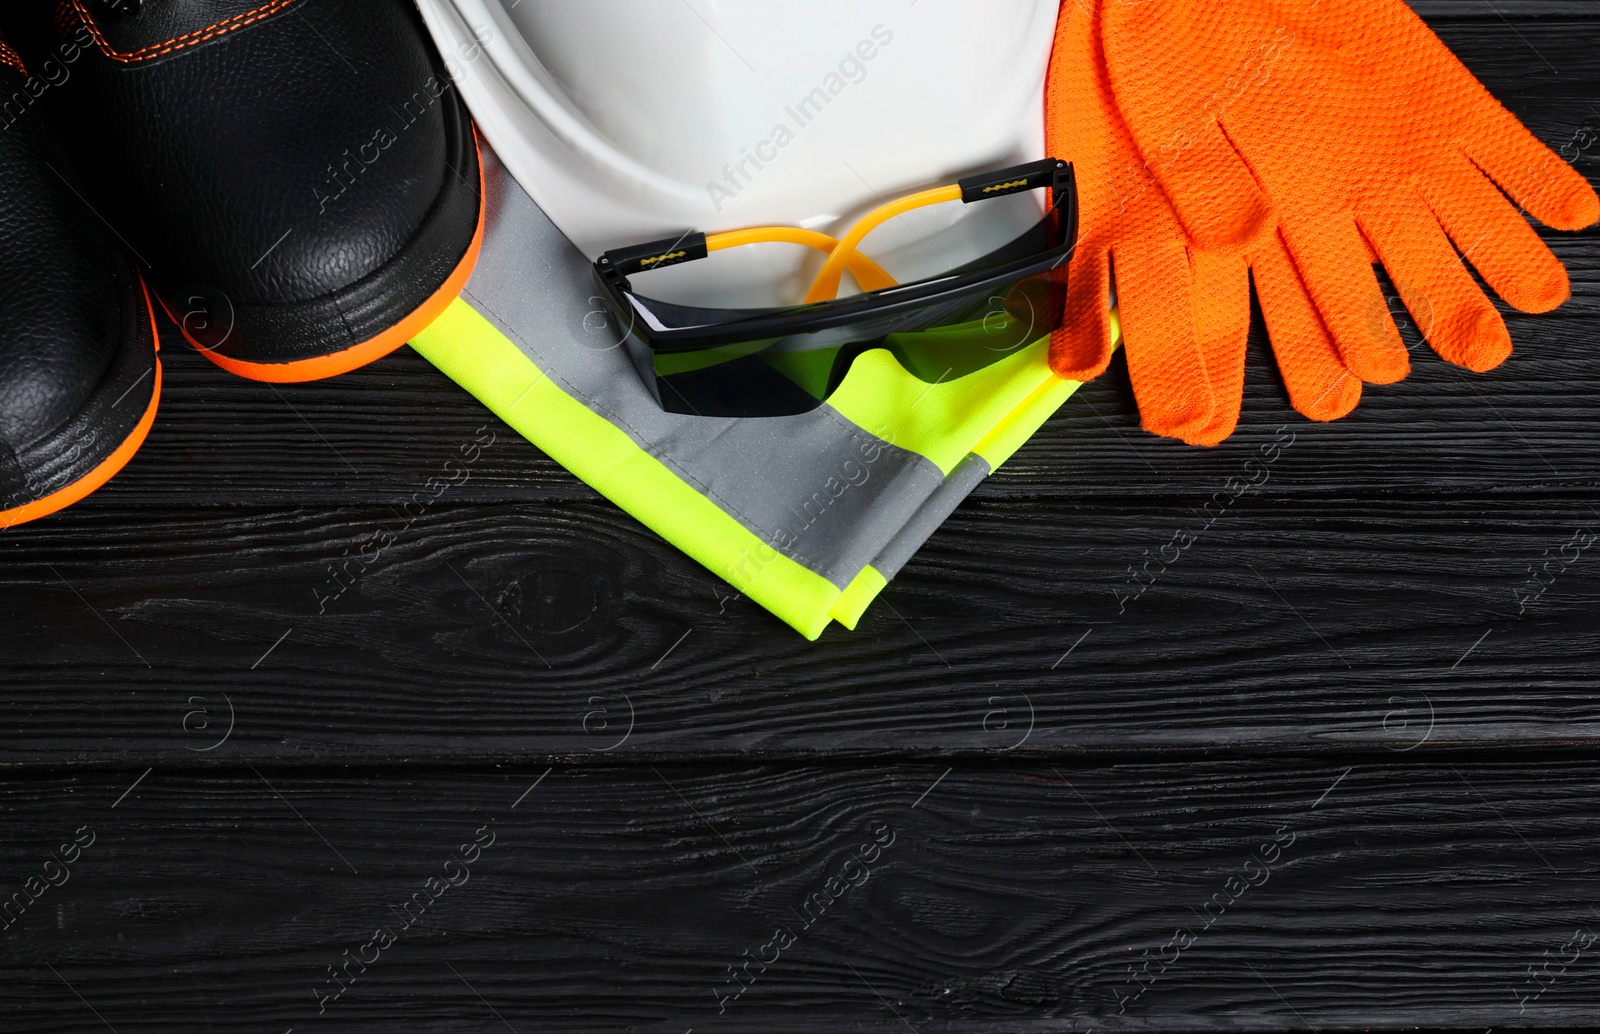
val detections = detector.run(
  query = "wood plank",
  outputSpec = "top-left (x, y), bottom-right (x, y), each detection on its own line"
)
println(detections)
top-left (1420, 1), bottom-right (1593, 13)
top-left (1416, 0), bottom-right (1600, 18)
top-left (2, 498), bottom-right (1594, 763)
top-left (4, 760), bottom-right (1600, 1032)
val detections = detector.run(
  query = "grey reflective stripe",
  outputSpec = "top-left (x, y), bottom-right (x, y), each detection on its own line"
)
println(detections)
top-left (867, 453), bottom-right (991, 582)
top-left (461, 149), bottom-right (946, 589)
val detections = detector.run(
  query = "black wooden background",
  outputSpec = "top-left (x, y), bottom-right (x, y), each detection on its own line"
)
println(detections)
top-left (4, 4), bottom-right (1599, 1031)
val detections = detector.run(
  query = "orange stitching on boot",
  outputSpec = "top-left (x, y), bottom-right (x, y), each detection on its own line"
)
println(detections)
top-left (69, 0), bottom-right (303, 63)
top-left (0, 40), bottom-right (26, 77)
top-left (53, 0), bottom-right (79, 42)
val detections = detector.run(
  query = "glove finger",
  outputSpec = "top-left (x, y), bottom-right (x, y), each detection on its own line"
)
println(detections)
top-left (1376, 0), bottom-right (1600, 232)
top-left (1132, 116), bottom-right (1273, 253)
top-left (1101, 3), bottom-right (1274, 252)
top-left (1463, 108), bottom-right (1600, 232)
top-left (1281, 211), bottom-right (1411, 385)
top-left (1252, 231), bottom-right (1362, 422)
top-left (1050, 246), bottom-right (1116, 382)
top-left (1358, 189), bottom-right (1512, 373)
top-left (1112, 239), bottom-right (1217, 443)
top-left (1186, 249), bottom-right (1251, 446)
top-left (1423, 151), bottom-right (1571, 313)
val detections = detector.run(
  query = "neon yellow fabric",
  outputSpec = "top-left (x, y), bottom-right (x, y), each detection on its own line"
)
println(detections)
top-left (827, 335), bottom-right (1077, 476)
top-left (975, 309), bottom-right (1120, 468)
top-left (829, 566), bottom-right (889, 631)
top-left (825, 319), bottom-right (1117, 632)
top-left (413, 298), bottom-right (1109, 638)
top-left (412, 299), bottom-right (842, 638)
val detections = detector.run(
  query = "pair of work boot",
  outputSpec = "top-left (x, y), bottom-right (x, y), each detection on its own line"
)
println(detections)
top-left (0, 0), bottom-right (483, 527)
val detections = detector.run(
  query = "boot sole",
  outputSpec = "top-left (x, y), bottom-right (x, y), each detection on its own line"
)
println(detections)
top-left (161, 114), bottom-right (486, 383)
top-left (0, 275), bottom-right (162, 528)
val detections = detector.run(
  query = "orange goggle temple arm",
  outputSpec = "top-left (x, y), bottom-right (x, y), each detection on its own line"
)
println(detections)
top-left (594, 159), bottom-right (1067, 302)
top-left (803, 160), bottom-right (1070, 302)
top-left (705, 227), bottom-right (897, 296)
top-left (800, 185), bottom-right (963, 304)
top-left (595, 228), bottom-right (897, 300)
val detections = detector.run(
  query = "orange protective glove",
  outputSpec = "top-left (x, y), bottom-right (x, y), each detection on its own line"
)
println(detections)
top-left (1048, 0), bottom-right (1360, 445)
top-left (1102, 0), bottom-right (1599, 382)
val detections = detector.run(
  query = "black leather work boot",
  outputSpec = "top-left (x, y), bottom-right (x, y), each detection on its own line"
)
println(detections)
top-left (43, 0), bottom-right (483, 382)
top-left (0, 34), bottom-right (161, 528)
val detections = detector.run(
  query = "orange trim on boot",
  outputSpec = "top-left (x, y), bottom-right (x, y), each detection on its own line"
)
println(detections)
top-left (0, 278), bottom-right (163, 529)
top-left (167, 139), bottom-right (487, 383)
top-left (0, 39), bottom-right (27, 77)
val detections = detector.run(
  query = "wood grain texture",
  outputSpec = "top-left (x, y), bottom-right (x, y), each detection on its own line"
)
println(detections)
top-left (0, 497), bottom-right (1594, 762)
top-left (0, 6), bottom-right (1597, 1033)
top-left (1416, 1), bottom-right (1599, 13)
top-left (4, 761), bottom-right (1600, 1032)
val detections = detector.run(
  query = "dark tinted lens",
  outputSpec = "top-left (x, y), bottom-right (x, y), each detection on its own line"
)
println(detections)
top-left (880, 269), bottom-right (1068, 382)
top-left (607, 198), bottom-right (1074, 418)
top-left (647, 266), bottom-right (1067, 417)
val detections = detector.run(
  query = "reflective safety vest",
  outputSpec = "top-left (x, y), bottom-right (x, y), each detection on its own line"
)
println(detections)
top-left (412, 147), bottom-right (1108, 639)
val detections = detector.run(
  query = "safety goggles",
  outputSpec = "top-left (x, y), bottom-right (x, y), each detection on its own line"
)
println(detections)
top-left (594, 158), bottom-right (1078, 417)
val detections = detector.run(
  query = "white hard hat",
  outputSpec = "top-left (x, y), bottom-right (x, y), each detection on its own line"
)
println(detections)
top-left (415, 0), bottom-right (1059, 307)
